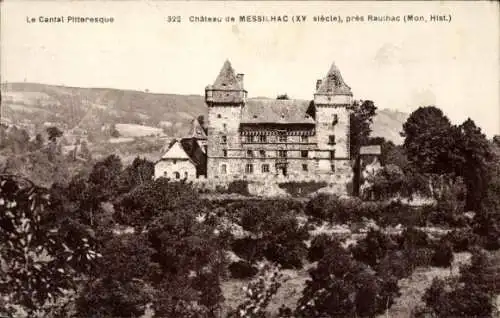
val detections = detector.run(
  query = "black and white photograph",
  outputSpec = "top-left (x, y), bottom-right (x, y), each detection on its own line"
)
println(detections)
top-left (0, 1), bottom-right (499, 317)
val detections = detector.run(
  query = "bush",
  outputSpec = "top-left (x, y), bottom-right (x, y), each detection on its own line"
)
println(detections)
top-left (431, 240), bottom-right (454, 268)
top-left (397, 227), bottom-right (431, 250)
top-left (231, 238), bottom-right (264, 263)
top-left (227, 180), bottom-right (249, 196)
top-left (376, 251), bottom-right (413, 279)
top-left (296, 245), bottom-right (400, 317)
top-left (308, 233), bottom-right (341, 262)
top-left (262, 216), bottom-right (309, 269)
top-left (351, 229), bottom-right (398, 268)
top-left (278, 181), bottom-right (327, 197)
top-left (443, 228), bottom-right (480, 252)
top-left (228, 261), bottom-right (258, 279)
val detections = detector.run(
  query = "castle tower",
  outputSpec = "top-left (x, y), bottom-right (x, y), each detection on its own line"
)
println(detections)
top-left (205, 60), bottom-right (247, 178)
top-left (313, 62), bottom-right (353, 179)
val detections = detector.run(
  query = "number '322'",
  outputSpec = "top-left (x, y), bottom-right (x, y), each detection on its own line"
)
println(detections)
top-left (166, 16), bottom-right (181, 23)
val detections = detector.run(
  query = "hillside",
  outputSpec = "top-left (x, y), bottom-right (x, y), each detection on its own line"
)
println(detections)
top-left (1, 82), bottom-right (407, 144)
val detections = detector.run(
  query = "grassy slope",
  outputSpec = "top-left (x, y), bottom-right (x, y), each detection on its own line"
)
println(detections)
top-left (1, 82), bottom-right (408, 145)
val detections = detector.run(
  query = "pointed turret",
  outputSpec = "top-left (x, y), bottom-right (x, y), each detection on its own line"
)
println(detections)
top-left (205, 60), bottom-right (247, 106)
top-left (213, 60), bottom-right (242, 90)
top-left (315, 62), bottom-right (352, 96)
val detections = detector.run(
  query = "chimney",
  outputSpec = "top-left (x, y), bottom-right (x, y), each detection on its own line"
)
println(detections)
top-left (236, 73), bottom-right (244, 88)
top-left (316, 79), bottom-right (322, 91)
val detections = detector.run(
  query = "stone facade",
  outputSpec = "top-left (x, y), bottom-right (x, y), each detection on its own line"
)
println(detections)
top-left (155, 159), bottom-right (197, 180)
top-left (204, 60), bottom-right (354, 190)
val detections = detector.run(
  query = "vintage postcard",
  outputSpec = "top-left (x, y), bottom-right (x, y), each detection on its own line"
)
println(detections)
top-left (0, 1), bottom-right (499, 317)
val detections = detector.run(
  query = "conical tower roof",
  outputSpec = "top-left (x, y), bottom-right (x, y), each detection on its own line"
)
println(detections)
top-left (213, 60), bottom-right (242, 90)
top-left (316, 62), bottom-right (352, 96)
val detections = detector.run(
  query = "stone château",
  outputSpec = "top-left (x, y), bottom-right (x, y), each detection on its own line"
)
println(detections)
top-left (204, 60), bottom-right (354, 184)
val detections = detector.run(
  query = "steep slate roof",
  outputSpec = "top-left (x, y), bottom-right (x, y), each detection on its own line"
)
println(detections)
top-left (212, 60), bottom-right (242, 90)
top-left (316, 62), bottom-right (352, 96)
top-left (190, 118), bottom-right (207, 139)
top-left (160, 140), bottom-right (192, 160)
top-left (241, 99), bottom-right (315, 124)
top-left (159, 138), bottom-right (206, 168)
top-left (179, 138), bottom-right (206, 168)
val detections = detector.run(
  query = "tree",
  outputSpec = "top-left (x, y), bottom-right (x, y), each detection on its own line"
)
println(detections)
top-left (118, 157), bottom-right (154, 194)
top-left (276, 93), bottom-right (290, 100)
top-left (76, 234), bottom-right (154, 317)
top-left (350, 100), bottom-right (377, 196)
top-left (46, 126), bottom-right (63, 143)
top-left (296, 244), bottom-right (400, 317)
top-left (402, 106), bottom-right (455, 175)
top-left (88, 154), bottom-right (123, 200)
top-left (350, 100), bottom-right (377, 159)
top-left (454, 119), bottom-right (493, 212)
top-left (0, 175), bottom-right (99, 315)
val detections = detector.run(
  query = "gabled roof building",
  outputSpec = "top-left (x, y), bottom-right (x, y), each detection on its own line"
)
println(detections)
top-left (204, 60), bottom-right (355, 188)
top-left (154, 118), bottom-right (207, 180)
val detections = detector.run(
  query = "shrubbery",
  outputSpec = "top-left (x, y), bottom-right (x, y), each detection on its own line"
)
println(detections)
top-left (226, 180), bottom-right (250, 196)
top-left (228, 261), bottom-right (259, 279)
top-left (305, 194), bottom-right (436, 227)
top-left (295, 243), bottom-right (401, 317)
top-left (307, 233), bottom-right (342, 262)
top-left (417, 249), bottom-right (497, 317)
top-left (277, 181), bottom-right (327, 197)
top-left (431, 240), bottom-right (454, 268)
top-left (443, 228), bottom-right (480, 252)
top-left (231, 200), bottom-right (309, 269)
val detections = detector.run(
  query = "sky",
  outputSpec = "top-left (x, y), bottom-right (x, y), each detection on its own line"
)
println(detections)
top-left (1, 1), bottom-right (499, 136)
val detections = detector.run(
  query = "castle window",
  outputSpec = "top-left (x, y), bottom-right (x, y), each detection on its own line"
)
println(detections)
top-left (301, 150), bottom-right (308, 158)
top-left (221, 135), bottom-right (227, 144)
top-left (173, 160), bottom-right (177, 165)
top-left (302, 164), bottom-right (308, 171)
top-left (328, 135), bottom-right (336, 145)
top-left (184, 172), bottom-right (188, 179)
top-left (223, 149), bottom-right (227, 157)
top-left (247, 150), bottom-right (253, 158)
top-left (279, 135), bottom-right (287, 142)
top-left (330, 150), bottom-right (336, 159)
top-left (301, 135), bottom-right (308, 143)
top-left (174, 172), bottom-right (180, 179)
top-left (331, 164), bottom-right (336, 172)
top-left (259, 150), bottom-right (266, 157)
top-left (259, 135), bottom-right (267, 143)
top-left (332, 114), bottom-right (339, 125)
top-left (245, 164), bottom-right (254, 174)
top-left (223, 123), bottom-right (227, 129)
top-left (217, 114), bottom-right (221, 118)
top-left (262, 164), bottom-right (270, 173)
top-left (221, 164), bottom-right (227, 174)
top-left (278, 150), bottom-right (287, 158)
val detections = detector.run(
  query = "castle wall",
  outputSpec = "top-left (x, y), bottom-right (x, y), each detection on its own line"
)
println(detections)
top-left (207, 105), bottom-right (242, 178)
top-left (154, 159), bottom-right (197, 180)
top-left (203, 61), bottom-right (355, 195)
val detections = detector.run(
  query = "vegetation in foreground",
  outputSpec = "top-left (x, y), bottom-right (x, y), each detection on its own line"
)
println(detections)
top-left (1, 103), bottom-right (499, 317)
